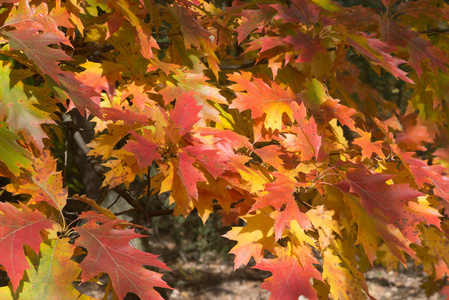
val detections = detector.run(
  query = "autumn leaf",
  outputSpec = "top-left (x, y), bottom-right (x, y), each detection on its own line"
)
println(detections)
top-left (345, 31), bottom-right (414, 83)
top-left (3, 30), bottom-right (72, 83)
top-left (158, 70), bottom-right (227, 124)
top-left (271, 0), bottom-right (320, 24)
top-left (0, 202), bottom-right (53, 291)
top-left (281, 102), bottom-right (321, 161)
top-left (306, 206), bottom-right (341, 250)
top-left (74, 220), bottom-right (171, 300)
top-left (170, 91), bottom-right (203, 136)
top-left (338, 169), bottom-right (440, 244)
top-left (0, 61), bottom-right (54, 150)
top-left (322, 247), bottom-right (371, 299)
top-left (123, 130), bottom-right (162, 169)
top-left (254, 245), bottom-right (321, 300)
top-left (236, 5), bottom-right (275, 44)
top-left (352, 129), bottom-right (385, 161)
top-left (229, 72), bottom-right (300, 131)
top-left (176, 151), bottom-right (207, 200)
top-left (224, 207), bottom-right (276, 269)
top-left (252, 172), bottom-right (311, 240)
top-left (0, 122), bottom-right (32, 176)
top-left (19, 238), bottom-right (95, 300)
top-left (3, 0), bottom-right (73, 40)
top-left (7, 150), bottom-right (67, 214)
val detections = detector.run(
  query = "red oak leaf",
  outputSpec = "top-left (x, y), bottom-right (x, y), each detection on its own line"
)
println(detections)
top-left (352, 129), bottom-right (385, 161)
top-left (193, 127), bottom-right (253, 150)
top-left (0, 202), bottom-right (53, 292)
top-left (4, 30), bottom-right (72, 83)
top-left (184, 144), bottom-right (228, 179)
top-left (254, 246), bottom-right (321, 300)
top-left (272, 0), bottom-right (320, 24)
top-left (74, 220), bottom-right (171, 300)
top-left (4, 0), bottom-right (73, 40)
top-left (177, 151), bottom-right (207, 200)
top-left (224, 208), bottom-right (276, 269)
top-left (253, 172), bottom-right (311, 240)
top-left (320, 98), bottom-right (357, 130)
top-left (229, 72), bottom-right (300, 131)
top-left (338, 169), bottom-right (440, 244)
top-left (170, 92), bottom-right (202, 136)
top-left (101, 107), bottom-right (149, 125)
top-left (7, 150), bottom-right (67, 212)
top-left (283, 32), bottom-right (324, 63)
top-left (346, 31), bottom-right (413, 83)
top-left (378, 15), bottom-right (448, 77)
top-left (123, 130), bottom-right (162, 169)
top-left (400, 152), bottom-right (449, 202)
top-left (236, 5), bottom-right (275, 44)
top-left (281, 102), bottom-right (321, 161)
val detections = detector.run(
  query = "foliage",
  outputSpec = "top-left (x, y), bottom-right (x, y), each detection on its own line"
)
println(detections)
top-left (0, 0), bottom-right (448, 299)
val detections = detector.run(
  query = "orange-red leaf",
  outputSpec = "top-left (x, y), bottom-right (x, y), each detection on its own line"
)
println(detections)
top-left (123, 130), bottom-right (162, 169)
top-left (74, 220), bottom-right (171, 300)
top-left (0, 202), bottom-right (53, 291)
top-left (352, 129), bottom-right (385, 161)
top-left (254, 246), bottom-right (321, 300)
top-left (229, 72), bottom-right (300, 131)
top-left (170, 92), bottom-right (202, 136)
top-left (7, 150), bottom-right (67, 212)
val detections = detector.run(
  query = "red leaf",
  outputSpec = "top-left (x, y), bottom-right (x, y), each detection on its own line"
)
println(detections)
top-left (123, 130), bottom-right (162, 169)
top-left (74, 220), bottom-right (171, 300)
top-left (338, 169), bottom-right (440, 244)
top-left (229, 72), bottom-right (300, 131)
top-left (253, 172), bottom-right (311, 240)
top-left (4, 30), bottom-right (72, 83)
top-left (401, 152), bottom-right (449, 202)
top-left (281, 102), bottom-right (321, 161)
top-left (101, 107), bottom-right (149, 125)
top-left (346, 32), bottom-right (413, 83)
top-left (184, 144), bottom-right (228, 179)
top-left (254, 246), bottom-right (321, 300)
top-left (0, 202), bottom-right (53, 291)
top-left (4, 0), bottom-right (73, 40)
top-left (236, 5), bottom-right (275, 44)
top-left (272, 0), bottom-right (320, 24)
top-left (319, 98), bottom-right (357, 130)
top-left (378, 16), bottom-right (448, 77)
top-left (193, 127), bottom-right (253, 150)
top-left (170, 92), bottom-right (202, 136)
top-left (177, 151), bottom-right (207, 200)
top-left (283, 32), bottom-right (324, 63)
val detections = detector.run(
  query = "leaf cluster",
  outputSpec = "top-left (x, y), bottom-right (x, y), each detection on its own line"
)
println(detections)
top-left (0, 0), bottom-right (448, 299)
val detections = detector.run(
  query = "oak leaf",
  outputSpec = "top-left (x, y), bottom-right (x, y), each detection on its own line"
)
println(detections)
top-left (254, 245), bottom-right (321, 300)
top-left (20, 238), bottom-right (96, 300)
top-left (170, 92), bottom-right (202, 136)
top-left (352, 129), bottom-right (385, 161)
top-left (0, 61), bottom-right (54, 150)
top-left (0, 202), bottom-right (53, 291)
top-left (7, 150), bottom-right (67, 213)
top-left (74, 220), bottom-right (171, 300)
top-left (123, 130), bottom-right (162, 170)
top-left (0, 121), bottom-right (32, 176)
top-left (281, 102), bottom-right (321, 161)
top-left (229, 72), bottom-right (300, 131)
top-left (224, 207), bottom-right (276, 270)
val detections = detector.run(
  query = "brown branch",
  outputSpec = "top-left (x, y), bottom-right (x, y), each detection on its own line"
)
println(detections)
top-left (420, 27), bottom-right (449, 35)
